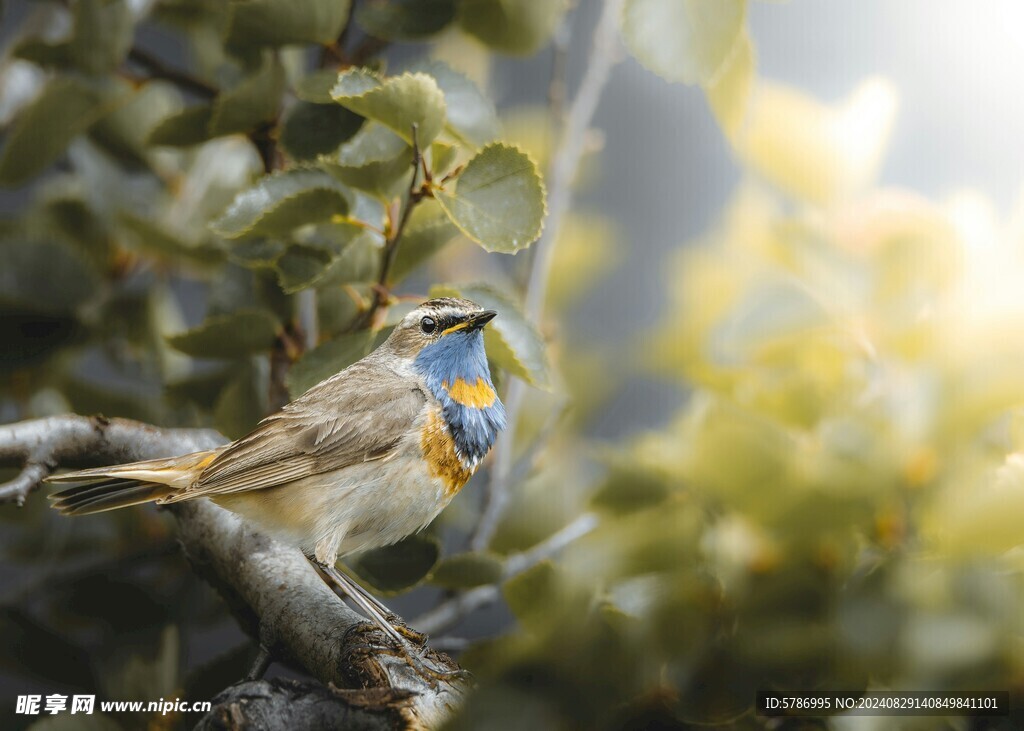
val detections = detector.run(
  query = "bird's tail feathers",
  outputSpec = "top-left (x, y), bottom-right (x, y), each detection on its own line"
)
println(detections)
top-left (46, 450), bottom-right (219, 516)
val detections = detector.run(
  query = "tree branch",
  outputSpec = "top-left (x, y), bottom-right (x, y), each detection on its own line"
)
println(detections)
top-left (0, 415), bottom-right (467, 728)
top-left (414, 513), bottom-right (598, 636)
top-left (351, 125), bottom-right (427, 332)
top-left (472, 0), bottom-right (625, 553)
top-left (195, 678), bottom-right (415, 731)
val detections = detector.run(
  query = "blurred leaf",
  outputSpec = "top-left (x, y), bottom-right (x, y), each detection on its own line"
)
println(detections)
top-left (348, 533), bottom-right (440, 594)
top-left (211, 168), bottom-right (350, 239)
top-left (734, 78), bottom-right (898, 204)
top-left (165, 367), bottom-right (234, 408)
top-left (458, 0), bottom-right (567, 55)
top-left (230, 238), bottom-right (286, 268)
top-left (215, 356), bottom-right (270, 438)
top-left (70, 0), bottom-right (134, 75)
top-left (12, 38), bottom-right (72, 68)
top-left (119, 212), bottom-right (225, 265)
top-left (503, 560), bottom-right (558, 633)
top-left (166, 308), bottom-right (280, 358)
top-left (591, 463), bottom-right (671, 514)
top-left (389, 204), bottom-right (459, 284)
top-left (407, 59), bottom-right (499, 148)
top-left (432, 283), bottom-right (550, 388)
top-left (89, 82), bottom-right (182, 166)
top-left (430, 551), bottom-right (504, 589)
top-left (0, 77), bottom-right (120, 186)
top-left (622, 0), bottom-right (747, 85)
top-left (62, 373), bottom-right (163, 423)
top-left (0, 237), bottom-right (99, 314)
top-left (0, 310), bottom-right (82, 372)
top-left (357, 0), bottom-right (457, 40)
top-left (331, 69), bottom-right (446, 146)
top-left (294, 69), bottom-right (341, 103)
top-left (705, 29), bottom-right (755, 138)
top-left (209, 54), bottom-right (285, 136)
top-left (316, 285), bottom-right (364, 335)
top-left (286, 330), bottom-right (374, 397)
top-left (225, 0), bottom-right (351, 47)
top-left (39, 196), bottom-right (112, 264)
top-left (276, 244), bottom-right (333, 293)
top-left (434, 143), bottom-right (545, 253)
top-left (322, 122), bottom-right (413, 197)
top-left (280, 101), bottom-right (363, 161)
top-left (146, 104), bottom-right (216, 147)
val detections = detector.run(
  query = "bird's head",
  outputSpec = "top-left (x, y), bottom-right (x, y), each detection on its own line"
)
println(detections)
top-left (386, 297), bottom-right (506, 465)
top-left (387, 297), bottom-right (497, 361)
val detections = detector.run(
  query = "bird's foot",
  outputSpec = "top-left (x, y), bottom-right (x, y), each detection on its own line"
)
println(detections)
top-left (385, 613), bottom-right (428, 646)
top-left (345, 622), bottom-right (469, 687)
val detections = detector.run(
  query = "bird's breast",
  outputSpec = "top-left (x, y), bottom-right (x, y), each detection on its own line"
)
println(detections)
top-left (420, 404), bottom-right (475, 499)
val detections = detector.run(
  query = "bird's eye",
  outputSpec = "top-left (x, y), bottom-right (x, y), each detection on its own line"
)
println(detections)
top-left (420, 316), bottom-right (436, 334)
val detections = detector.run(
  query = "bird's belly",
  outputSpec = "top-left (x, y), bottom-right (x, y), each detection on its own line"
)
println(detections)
top-left (212, 439), bottom-right (457, 559)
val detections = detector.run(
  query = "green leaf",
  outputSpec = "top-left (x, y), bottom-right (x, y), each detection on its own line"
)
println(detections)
top-left (166, 309), bottom-right (280, 358)
top-left (215, 357), bottom-right (270, 439)
top-left (591, 462), bottom-right (672, 514)
top-left (280, 101), bottom-right (363, 161)
top-left (331, 69), bottom-right (446, 146)
top-left (275, 244), bottom-right (333, 293)
top-left (502, 560), bottom-right (558, 632)
top-left (458, 0), bottom-right (567, 55)
top-left (12, 38), bottom-right (72, 68)
top-left (165, 367), bottom-right (234, 409)
top-left (225, 0), bottom-right (351, 48)
top-left (432, 283), bottom-right (550, 388)
top-left (389, 205), bottom-right (459, 284)
top-left (622, 0), bottom-right (747, 85)
top-left (434, 143), bottom-right (546, 253)
top-left (356, 0), bottom-right (457, 40)
top-left (211, 169), bottom-right (350, 239)
top-left (321, 122), bottom-right (413, 197)
top-left (430, 552), bottom-right (504, 589)
top-left (70, 0), bottom-right (134, 75)
top-left (294, 69), bottom-right (342, 103)
top-left (407, 59), bottom-right (499, 148)
top-left (229, 239), bottom-right (286, 268)
top-left (88, 82), bottom-right (182, 167)
top-left (0, 237), bottom-right (99, 315)
top-left (146, 105), bottom-right (215, 147)
top-left (286, 330), bottom-right (374, 397)
top-left (119, 212), bottom-right (225, 266)
top-left (348, 533), bottom-right (440, 594)
top-left (209, 54), bottom-right (285, 136)
top-left (0, 77), bottom-right (119, 186)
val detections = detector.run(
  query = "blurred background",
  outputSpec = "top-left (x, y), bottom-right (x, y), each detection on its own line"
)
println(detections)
top-left (3, 0), bottom-right (1024, 729)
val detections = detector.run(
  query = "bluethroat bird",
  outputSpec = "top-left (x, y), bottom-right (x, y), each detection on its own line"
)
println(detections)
top-left (46, 297), bottom-right (506, 678)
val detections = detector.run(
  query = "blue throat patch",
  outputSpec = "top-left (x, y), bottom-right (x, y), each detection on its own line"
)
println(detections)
top-left (413, 330), bottom-right (506, 467)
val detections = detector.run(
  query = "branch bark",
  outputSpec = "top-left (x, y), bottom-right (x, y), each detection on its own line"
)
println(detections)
top-left (0, 415), bottom-right (467, 730)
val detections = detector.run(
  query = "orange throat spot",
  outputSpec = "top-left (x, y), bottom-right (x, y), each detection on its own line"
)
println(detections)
top-left (443, 377), bottom-right (497, 408)
top-left (421, 410), bottom-right (474, 497)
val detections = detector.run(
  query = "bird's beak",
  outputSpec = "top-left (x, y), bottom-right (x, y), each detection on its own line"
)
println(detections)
top-left (442, 310), bottom-right (497, 336)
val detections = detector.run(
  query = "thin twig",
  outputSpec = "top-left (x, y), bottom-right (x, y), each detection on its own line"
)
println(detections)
top-left (414, 513), bottom-right (599, 636)
top-left (0, 460), bottom-right (51, 506)
top-left (350, 125), bottom-right (426, 331)
top-left (472, 0), bottom-right (624, 552)
top-left (127, 46), bottom-right (219, 100)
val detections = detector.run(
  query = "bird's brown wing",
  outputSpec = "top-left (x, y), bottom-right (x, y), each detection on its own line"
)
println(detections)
top-left (163, 361), bottom-right (427, 500)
